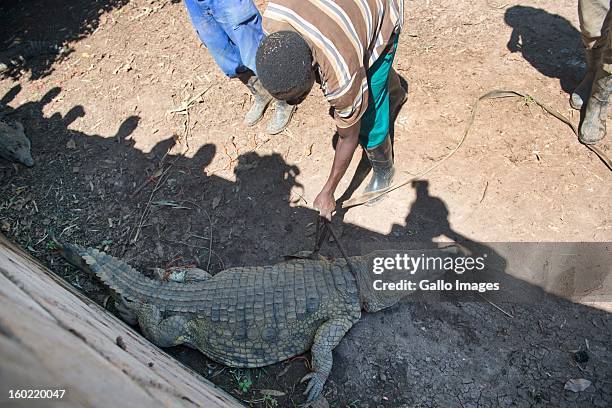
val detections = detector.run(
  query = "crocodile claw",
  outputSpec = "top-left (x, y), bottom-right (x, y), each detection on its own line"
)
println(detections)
top-left (301, 372), bottom-right (326, 402)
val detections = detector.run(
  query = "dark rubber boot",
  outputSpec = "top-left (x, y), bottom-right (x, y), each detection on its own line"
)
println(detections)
top-left (364, 134), bottom-right (394, 205)
top-left (266, 99), bottom-right (296, 135)
top-left (571, 48), bottom-right (599, 110)
top-left (579, 66), bottom-right (611, 144)
top-left (240, 74), bottom-right (272, 126)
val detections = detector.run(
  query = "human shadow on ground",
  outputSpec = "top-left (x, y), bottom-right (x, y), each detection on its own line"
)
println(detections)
top-left (0, 84), bottom-right (310, 271)
top-left (0, 0), bottom-right (130, 79)
top-left (331, 181), bottom-right (610, 407)
top-left (1, 85), bottom-right (610, 407)
top-left (504, 5), bottom-right (585, 94)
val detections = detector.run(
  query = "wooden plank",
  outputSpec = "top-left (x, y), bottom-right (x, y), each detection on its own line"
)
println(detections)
top-left (0, 234), bottom-right (242, 408)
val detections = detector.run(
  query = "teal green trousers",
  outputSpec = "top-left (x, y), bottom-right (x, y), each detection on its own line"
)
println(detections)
top-left (360, 35), bottom-right (399, 148)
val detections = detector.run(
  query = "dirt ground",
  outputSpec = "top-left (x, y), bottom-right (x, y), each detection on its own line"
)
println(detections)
top-left (1, 0), bottom-right (611, 407)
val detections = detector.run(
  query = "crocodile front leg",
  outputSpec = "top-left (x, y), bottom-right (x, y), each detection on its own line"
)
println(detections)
top-left (301, 317), bottom-right (355, 402)
top-left (136, 303), bottom-right (192, 347)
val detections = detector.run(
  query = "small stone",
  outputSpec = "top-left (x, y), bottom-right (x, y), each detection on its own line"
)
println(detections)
top-left (564, 378), bottom-right (591, 393)
top-left (115, 336), bottom-right (127, 350)
top-left (72, 166), bottom-right (80, 173)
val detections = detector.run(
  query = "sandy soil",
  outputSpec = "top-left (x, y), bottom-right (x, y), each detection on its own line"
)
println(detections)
top-left (1, 0), bottom-right (610, 406)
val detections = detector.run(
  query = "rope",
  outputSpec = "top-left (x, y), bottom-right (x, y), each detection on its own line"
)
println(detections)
top-left (341, 89), bottom-right (611, 209)
top-left (312, 90), bottom-right (611, 298)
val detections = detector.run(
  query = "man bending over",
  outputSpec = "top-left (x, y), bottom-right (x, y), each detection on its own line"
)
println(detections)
top-left (256, 0), bottom-right (407, 219)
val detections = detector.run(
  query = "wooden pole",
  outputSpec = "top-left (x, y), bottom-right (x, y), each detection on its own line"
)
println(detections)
top-left (0, 233), bottom-right (242, 407)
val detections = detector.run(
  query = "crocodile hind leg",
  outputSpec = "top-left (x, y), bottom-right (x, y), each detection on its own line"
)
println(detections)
top-left (136, 303), bottom-right (192, 348)
top-left (114, 296), bottom-right (138, 326)
top-left (301, 317), bottom-right (355, 402)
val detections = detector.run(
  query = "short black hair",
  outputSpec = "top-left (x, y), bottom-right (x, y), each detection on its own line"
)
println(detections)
top-left (256, 31), bottom-right (313, 97)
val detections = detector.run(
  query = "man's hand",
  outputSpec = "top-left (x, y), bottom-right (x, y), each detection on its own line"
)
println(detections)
top-left (314, 121), bottom-right (361, 221)
top-left (314, 188), bottom-right (336, 221)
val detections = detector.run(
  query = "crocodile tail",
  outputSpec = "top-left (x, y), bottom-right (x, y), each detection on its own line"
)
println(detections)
top-left (56, 240), bottom-right (165, 303)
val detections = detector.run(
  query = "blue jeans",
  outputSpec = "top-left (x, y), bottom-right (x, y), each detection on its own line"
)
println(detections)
top-left (183, 0), bottom-right (263, 77)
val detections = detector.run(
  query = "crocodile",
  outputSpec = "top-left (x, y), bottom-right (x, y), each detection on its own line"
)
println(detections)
top-left (58, 242), bottom-right (461, 401)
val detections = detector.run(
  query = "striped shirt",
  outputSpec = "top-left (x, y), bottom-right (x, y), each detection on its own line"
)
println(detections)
top-left (263, 0), bottom-right (404, 128)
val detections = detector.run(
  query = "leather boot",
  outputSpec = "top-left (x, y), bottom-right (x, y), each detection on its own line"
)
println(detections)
top-left (364, 134), bottom-right (394, 205)
top-left (266, 99), bottom-right (296, 135)
top-left (579, 65), bottom-right (611, 144)
top-left (240, 73), bottom-right (272, 126)
top-left (571, 47), bottom-right (600, 110)
top-left (388, 68), bottom-right (407, 118)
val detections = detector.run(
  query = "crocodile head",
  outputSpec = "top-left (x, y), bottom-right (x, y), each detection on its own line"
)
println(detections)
top-left (353, 255), bottom-right (408, 313)
top-left (355, 245), bottom-right (465, 313)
